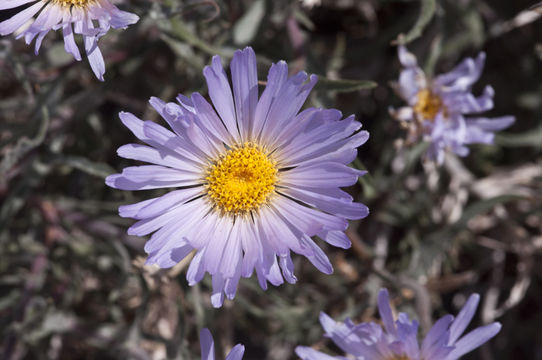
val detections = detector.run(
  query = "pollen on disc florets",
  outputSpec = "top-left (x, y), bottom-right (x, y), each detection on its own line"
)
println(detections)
top-left (414, 88), bottom-right (446, 121)
top-left (53, 0), bottom-right (92, 7)
top-left (205, 142), bottom-right (278, 216)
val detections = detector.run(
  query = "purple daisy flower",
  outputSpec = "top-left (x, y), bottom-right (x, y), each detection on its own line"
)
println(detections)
top-left (390, 45), bottom-right (515, 164)
top-left (106, 47), bottom-right (369, 307)
top-left (200, 328), bottom-right (245, 360)
top-left (0, 0), bottom-right (139, 81)
top-left (296, 288), bottom-right (502, 360)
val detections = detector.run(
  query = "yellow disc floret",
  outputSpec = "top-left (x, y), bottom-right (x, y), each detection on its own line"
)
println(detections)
top-left (414, 88), bottom-right (445, 121)
top-left (206, 143), bottom-right (278, 215)
top-left (53, 0), bottom-right (92, 7)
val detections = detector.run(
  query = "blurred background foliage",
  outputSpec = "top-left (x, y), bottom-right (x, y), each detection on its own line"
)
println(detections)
top-left (1, 0), bottom-right (542, 359)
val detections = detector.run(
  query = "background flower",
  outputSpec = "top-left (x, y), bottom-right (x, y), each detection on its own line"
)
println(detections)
top-left (296, 288), bottom-right (501, 360)
top-left (0, 0), bottom-right (139, 80)
top-left (390, 45), bottom-right (515, 163)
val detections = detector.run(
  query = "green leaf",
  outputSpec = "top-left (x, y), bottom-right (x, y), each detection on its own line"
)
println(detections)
top-left (294, 8), bottom-right (316, 31)
top-left (167, 18), bottom-right (226, 57)
top-left (495, 126), bottom-right (542, 149)
top-left (423, 35), bottom-right (442, 77)
top-left (454, 195), bottom-right (522, 230)
top-left (56, 155), bottom-right (116, 179)
top-left (441, 8), bottom-right (485, 57)
top-left (0, 106), bottom-right (49, 179)
top-left (233, 0), bottom-right (266, 45)
top-left (395, 0), bottom-right (437, 45)
top-left (315, 77), bottom-right (377, 93)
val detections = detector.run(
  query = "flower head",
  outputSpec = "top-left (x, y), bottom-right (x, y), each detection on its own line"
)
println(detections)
top-left (106, 47), bottom-right (369, 307)
top-left (0, 0), bottom-right (139, 81)
top-left (296, 288), bottom-right (501, 360)
top-left (390, 45), bottom-right (515, 163)
top-left (200, 328), bottom-right (244, 360)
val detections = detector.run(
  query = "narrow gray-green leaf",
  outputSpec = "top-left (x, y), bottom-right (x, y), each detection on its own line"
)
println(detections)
top-left (395, 0), bottom-right (437, 45)
top-left (316, 77), bottom-right (377, 93)
top-left (294, 8), bottom-right (315, 31)
top-left (168, 18), bottom-right (225, 57)
top-left (57, 156), bottom-right (116, 179)
top-left (496, 125), bottom-right (542, 149)
top-left (0, 106), bottom-right (49, 180)
top-left (455, 195), bottom-right (522, 230)
top-left (233, 0), bottom-right (265, 45)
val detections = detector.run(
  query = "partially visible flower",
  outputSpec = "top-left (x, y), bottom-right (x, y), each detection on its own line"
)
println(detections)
top-left (390, 45), bottom-right (515, 164)
top-left (106, 47), bottom-right (369, 307)
top-left (200, 328), bottom-right (245, 360)
top-left (296, 288), bottom-right (502, 360)
top-left (0, 0), bottom-right (139, 81)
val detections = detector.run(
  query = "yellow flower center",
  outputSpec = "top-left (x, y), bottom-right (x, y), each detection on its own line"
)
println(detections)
top-left (413, 89), bottom-right (445, 120)
top-left (52, 0), bottom-right (92, 7)
top-left (385, 356), bottom-right (411, 360)
top-left (205, 143), bottom-right (278, 215)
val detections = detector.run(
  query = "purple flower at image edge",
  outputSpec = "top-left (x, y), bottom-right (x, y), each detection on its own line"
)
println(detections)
top-left (390, 45), bottom-right (515, 164)
top-left (200, 328), bottom-right (244, 360)
top-left (296, 288), bottom-right (501, 360)
top-left (0, 0), bottom-right (139, 81)
top-left (106, 47), bottom-right (369, 307)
